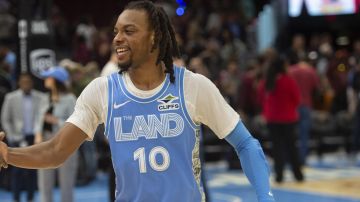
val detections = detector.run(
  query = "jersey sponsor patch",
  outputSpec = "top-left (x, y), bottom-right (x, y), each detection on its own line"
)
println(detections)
top-left (157, 94), bottom-right (180, 111)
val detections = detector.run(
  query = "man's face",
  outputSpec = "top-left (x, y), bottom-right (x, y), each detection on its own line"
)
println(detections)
top-left (113, 9), bottom-right (154, 70)
top-left (18, 75), bottom-right (33, 94)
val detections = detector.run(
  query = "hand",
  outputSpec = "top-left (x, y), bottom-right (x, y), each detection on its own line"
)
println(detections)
top-left (0, 132), bottom-right (9, 171)
top-left (44, 114), bottom-right (59, 125)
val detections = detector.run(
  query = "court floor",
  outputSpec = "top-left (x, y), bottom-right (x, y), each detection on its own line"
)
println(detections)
top-left (1, 152), bottom-right (360, 202)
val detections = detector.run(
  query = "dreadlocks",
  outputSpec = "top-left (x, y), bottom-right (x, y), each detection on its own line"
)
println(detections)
top-left (121, 0), bottom-right (180, 83)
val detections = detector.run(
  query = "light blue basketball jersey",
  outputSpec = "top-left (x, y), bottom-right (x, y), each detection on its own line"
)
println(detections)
top-left (105, 66), bottom-right (204, 202)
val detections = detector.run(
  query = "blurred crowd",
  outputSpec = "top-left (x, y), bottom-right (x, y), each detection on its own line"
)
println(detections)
top-left (1, 0), bottom-right (360, 200)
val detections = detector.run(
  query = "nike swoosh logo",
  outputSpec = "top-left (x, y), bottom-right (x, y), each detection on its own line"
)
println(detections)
top-left (113, 100), bottom-right (130, 109)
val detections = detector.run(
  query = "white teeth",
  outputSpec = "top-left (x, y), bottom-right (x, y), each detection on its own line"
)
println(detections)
top-left (117, 48), bottom-right (128, 53)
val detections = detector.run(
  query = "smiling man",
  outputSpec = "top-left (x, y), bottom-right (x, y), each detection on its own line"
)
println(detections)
top-left (0, 1), bottom-right (275, 202)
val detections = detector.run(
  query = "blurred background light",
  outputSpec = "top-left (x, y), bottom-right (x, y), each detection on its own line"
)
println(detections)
top-left (176, 7), bottom-right (185, 16)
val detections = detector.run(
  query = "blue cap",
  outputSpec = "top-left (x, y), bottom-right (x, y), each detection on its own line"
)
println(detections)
top-left (40, 66), bottom-right (69, 84)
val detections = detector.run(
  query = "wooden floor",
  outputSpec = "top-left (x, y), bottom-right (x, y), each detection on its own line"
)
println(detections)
top-left (270, 153), bottom-right (360, 200)
top-left (207, 152), bottom-right (360, 202)
top-left (274, 176), bottom-right (360, 199)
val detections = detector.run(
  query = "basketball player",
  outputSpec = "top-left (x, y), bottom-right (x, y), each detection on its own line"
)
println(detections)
top-left (0, 1), bottom-right (275, 201)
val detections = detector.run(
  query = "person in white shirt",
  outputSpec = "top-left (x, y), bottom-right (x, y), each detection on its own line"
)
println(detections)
top-left (0, 1), bottom-right (275, 201)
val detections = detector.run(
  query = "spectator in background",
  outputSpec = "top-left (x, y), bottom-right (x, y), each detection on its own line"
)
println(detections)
top-left (75, 16), bottom-right (97, 51)
top-left (51, 6), bottom-right (71, 58)
top-left (0, 1), bottom-right (16, 43)
top-left (205, 1), bottom-right (222, 34)
top-left (36, 67), bottom-right (77, 202)
top-left (350, 39), bottom-right (360, 63)
top-left (312, 34), bottom-right (335, 111)
top-left (0, 48), bottom-right (12, 129)
top-left (287, 34), bottom-right (307, 65)
top-left (308, 33), bottom-right (321, 53)
top-left (1, 74), bottom-right (48, 202)
top-left (220, 27), bottom-right (246, 63)
top-left (184, 17), bottom-right (206, 60)
top-left (58, 59), bottom-right (86, 97)
top-left (327, 49), bottom-right (350, 114)
top-left (289, 55), bottom-right (320, 165)
top-left (348, 39), bottom-right (360, 156)
top-left (238, 58), bottom-right (262, 119)
top-left (72, 35), bottom-right (92, 65)
top-left (316, 41), bottom-right (334, 77)
top-left (257, 54), bottom-right (304, 183)
top-left (0, 45), bottom-right (16, 89)
top-left (219, 59), bottom-right (241, 108)
top-left (200, 38), bottom-right (223, 82)
top-left (93, 30), bottom-right (113, 70)
top-left (348, 39), bottom-right (360, 115)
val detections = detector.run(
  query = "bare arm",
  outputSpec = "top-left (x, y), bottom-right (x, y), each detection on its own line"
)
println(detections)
top-left (1, 122), bottom-right (88, 169)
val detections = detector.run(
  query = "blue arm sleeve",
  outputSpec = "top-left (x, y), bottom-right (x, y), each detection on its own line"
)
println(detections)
top-left (225, 121), bottom-right (275, 202)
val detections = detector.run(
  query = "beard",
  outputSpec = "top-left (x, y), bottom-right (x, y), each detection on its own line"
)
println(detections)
top-left (118, 60), bottom-right (132, 72)
top-left (118, 53), bottom-right (133, 72)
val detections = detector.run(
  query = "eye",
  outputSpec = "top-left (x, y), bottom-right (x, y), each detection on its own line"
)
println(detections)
top-left (125, 30), bottom-right (135, 35)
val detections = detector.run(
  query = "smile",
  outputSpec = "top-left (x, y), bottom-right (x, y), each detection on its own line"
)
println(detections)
top-left (116, 48), bottom-right (129, 53)
top-left (115, 47), bottom-right (130, 59)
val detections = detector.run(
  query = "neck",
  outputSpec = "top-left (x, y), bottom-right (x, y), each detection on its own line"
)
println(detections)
top-left (50, 87), bottom-right (59, 102)
top-left (128, 61), bottom-right (166, 91)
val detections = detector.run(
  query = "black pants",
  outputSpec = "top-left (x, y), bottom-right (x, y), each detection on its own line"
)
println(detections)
top-left (268, 123), bottom-right (303, 182)
top-left (11, 136), bottom-right (36, 201)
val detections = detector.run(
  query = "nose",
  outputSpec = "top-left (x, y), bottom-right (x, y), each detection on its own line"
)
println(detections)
top-left (113, 32), bottom-right (125, 44)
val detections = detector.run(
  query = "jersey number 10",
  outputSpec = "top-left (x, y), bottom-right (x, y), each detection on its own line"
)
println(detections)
top-left (134, 146), bottom-right (170, 173)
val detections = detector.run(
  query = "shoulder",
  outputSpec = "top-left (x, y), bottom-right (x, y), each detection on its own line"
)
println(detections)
top-left (77, 76), bottom-right (108, 107)
top-left (83, 76), bottom-right (109, 93)
top-left (5, 90), bottom-right (21, 99)
top-left (91, 75), bottom-right (109, 86)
